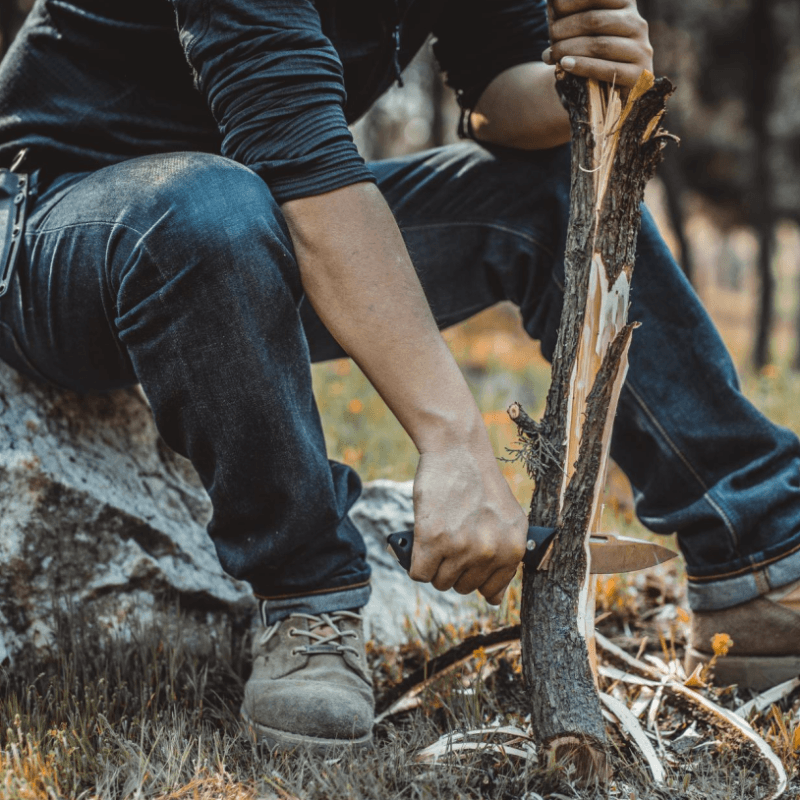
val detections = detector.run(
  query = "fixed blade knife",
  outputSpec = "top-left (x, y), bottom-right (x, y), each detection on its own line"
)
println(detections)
top-left (386, 524), bottom-right (676, 575)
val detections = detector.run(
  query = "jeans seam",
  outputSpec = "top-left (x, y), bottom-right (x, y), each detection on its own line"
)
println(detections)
top-left (687, 537), bottom-right (800, 582)
top-left (625, 381), bottom-right (740, 547)
top-left (400, 220), bottom-right (554, 257)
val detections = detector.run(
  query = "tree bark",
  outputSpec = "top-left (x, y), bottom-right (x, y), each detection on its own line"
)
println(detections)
top-left (512, 72), bottom-right (674, 784)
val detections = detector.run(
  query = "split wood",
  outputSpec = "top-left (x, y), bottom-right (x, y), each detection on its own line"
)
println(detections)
top-left (511, 65), bottom-right (675, 784)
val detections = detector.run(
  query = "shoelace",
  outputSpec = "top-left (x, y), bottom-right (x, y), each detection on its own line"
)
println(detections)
top-left (258, 610), bottom-right (362, 657)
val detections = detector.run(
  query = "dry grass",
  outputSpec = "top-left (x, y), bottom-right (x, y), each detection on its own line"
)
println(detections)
top-left (3, 597), bottom-right (797, 800)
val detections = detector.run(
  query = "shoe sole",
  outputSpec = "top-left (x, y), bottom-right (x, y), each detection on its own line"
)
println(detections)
top-left (240, 707), bottom-right (373, 754)
top-left (686, 647), bottom-right (800, 692)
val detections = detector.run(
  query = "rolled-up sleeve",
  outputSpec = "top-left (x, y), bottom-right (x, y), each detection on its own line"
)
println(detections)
top-left (432, 0), bottom-right (551, 112)
top-left (170, 0), bottom-right (375, 203)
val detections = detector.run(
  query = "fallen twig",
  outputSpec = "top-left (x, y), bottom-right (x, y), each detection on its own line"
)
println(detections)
top-left (375, 625), bottom-right (521, 722)
top-left (416, 725), bottom-right (537, 764)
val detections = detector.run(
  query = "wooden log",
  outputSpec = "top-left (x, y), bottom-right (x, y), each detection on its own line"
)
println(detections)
top-left (512, 70), bottom-right (674, 785)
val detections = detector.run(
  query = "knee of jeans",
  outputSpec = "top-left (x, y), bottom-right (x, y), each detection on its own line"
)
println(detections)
top-left (114, 154), bottom-right (301, 302)
top-left (474, 142), bottom-right (572, 230)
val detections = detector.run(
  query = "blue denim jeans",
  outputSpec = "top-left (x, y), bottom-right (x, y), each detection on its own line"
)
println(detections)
top-left (2, 143), bottom-right (800, 619)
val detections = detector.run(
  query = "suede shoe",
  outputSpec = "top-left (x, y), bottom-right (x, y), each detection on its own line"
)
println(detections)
top-left (686, 578), bottom-right (800, 691)
top-left (241, 608), bottom-right (374, 751)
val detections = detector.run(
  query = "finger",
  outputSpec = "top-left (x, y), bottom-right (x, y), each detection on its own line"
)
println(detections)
top-left (408, 546), bottom-right (442, 584)
top-left (552, 0), bottom-right (630, 18)
top-left (478, 566), bottom-right (519, 607)
top-left (556, 55), bottom-right (649, 88)
top-left (452, 565), bottom-right (491, 596)
top-left (484, 588), bottom-right (506, 607)
top-left (430, 559), bottom-right (470, 593)
top-left (550, 35), bottom-right (643, 66)
top-left (550, 9), bottom-right (644, 42)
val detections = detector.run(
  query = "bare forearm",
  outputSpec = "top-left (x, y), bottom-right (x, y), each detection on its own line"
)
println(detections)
top-left (470, 63), bottom-right (570, 151)
top-left (470, 0), bottom-right (654, 151)
top-left (282, 182), bottom-right (529, 605)
top-left (281, 182), bottom-right (488, 455)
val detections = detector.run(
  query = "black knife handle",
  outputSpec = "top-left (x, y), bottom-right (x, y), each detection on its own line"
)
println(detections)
top-left (387, 530), bottom-right (415, 570)
top-left (387, 524), bottom-right (557, 573)
top-left (522, 525), bottom-right (558, 569)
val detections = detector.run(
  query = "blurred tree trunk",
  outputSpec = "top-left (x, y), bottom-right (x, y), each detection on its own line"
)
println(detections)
top-left (750, 0), bottom-right (778, 370)
top-left (660, 148), bottom-right (694, 284)
top-left (429, 55), bottom-right (445, 149)
top-left (792, 214), bottom-right (800, 371)
top-left (637, 0), bottom-right (694, 284)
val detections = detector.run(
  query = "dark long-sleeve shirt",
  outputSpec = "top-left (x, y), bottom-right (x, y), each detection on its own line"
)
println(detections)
top-left (0, 0), bottom-right (549, 203)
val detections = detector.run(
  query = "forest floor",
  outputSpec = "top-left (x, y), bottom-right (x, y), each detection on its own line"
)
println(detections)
top-left (4, 210), bottom-right (800, 799)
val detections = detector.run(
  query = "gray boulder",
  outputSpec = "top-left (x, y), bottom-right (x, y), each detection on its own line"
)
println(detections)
top-left (0, 364), bottom-right (476, 664)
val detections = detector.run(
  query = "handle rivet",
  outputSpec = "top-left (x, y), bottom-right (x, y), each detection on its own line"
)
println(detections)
top-left (526, 540), bottom-right (536, 551)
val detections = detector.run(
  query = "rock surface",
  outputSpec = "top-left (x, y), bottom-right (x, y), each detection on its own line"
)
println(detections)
top-left (0, 363), bottom-right (477, 664)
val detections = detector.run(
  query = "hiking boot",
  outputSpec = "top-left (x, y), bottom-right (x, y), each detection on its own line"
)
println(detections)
top-left (686, 578), bottom-right (800, 691)
top-left (241, 608), bottom-right (374, 750)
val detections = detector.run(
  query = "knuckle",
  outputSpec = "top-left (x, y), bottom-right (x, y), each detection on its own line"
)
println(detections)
top-left (480, 539), bottom-right (496, 562)
top-left (593, 37), bottom-right (615, 59)
top-left (584, 10), bottom-right (603, 33)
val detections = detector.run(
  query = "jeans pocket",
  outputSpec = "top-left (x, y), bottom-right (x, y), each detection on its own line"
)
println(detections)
top-left (0, 319), bottom-right (60, 388)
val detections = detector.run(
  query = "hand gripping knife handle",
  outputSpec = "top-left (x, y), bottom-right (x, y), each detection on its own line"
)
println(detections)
top-left (387, 524), bottom-right (557, 572)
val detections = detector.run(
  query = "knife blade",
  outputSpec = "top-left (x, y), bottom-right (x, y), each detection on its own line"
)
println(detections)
top-left (386, 525), bottom-right (676, 574)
